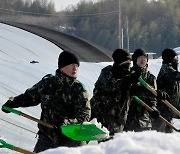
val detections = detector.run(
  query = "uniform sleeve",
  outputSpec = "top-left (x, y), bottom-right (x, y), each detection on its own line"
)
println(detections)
top-left (165, 67), bottom-right (180, 81)
top-left (9, 76), bottom-right (50, 108)
top-left (94, 68), bottom-right (127, 93)
top-left (63, 83), bottom-right (91, 125)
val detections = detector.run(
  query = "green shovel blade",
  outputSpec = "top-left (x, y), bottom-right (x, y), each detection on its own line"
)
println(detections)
top-left (61, 124), bottom-right (108, 141)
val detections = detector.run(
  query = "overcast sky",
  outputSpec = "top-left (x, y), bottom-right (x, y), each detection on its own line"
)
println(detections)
top-left (52, 0), bottom-right (79, 11)
top-left (52, 0), bottom-right (98, 11)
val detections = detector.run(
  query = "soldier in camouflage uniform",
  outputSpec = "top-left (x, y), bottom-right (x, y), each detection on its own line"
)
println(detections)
top-left (124, 49), bottom-right (160, 132)
top-left (2, 51), bottom-right (91, 152)
top-left (90, 49), bottom-right (141, 135)
top-left (155, 48), bottom-right (180, 133)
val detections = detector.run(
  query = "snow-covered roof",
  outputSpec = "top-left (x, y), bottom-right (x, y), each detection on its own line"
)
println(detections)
top-left (174, 47), bottom-right (180, 54)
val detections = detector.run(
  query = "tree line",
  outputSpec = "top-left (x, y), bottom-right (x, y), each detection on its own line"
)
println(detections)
top-left (0, 0), bottom-right (55, 14)
top-left (0, 0), bottom-right (179, 56)
top-left (63, 0), bottom-right (180, 56)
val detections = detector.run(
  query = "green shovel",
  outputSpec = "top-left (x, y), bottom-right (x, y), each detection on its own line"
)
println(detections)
top-left (0, 139), bottom-right (35, 153)
top-left (2, 106), bottom-right (108, 141)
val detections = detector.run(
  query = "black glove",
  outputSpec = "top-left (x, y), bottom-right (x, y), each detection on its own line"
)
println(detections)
top-left (53, 117), bottom-right (66, 130)
top-left (125, 70), bottom-right (141, 83)
top-left (2, 100), bottom-right (13, 113)
top-left (53, 118), bottom-right (66, 137)
top-left (112, 63), bottom-right (131, 79)
top-left (157, 90), bottom-right (169, 100)
top-left (178, 105), bottom-right (180, 111)
top-left (127, 65), bottom-right (142, 83)
top-left (150, 110), bottom-right (160, 119)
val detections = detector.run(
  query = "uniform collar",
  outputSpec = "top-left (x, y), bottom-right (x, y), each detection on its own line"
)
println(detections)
top-left (55, 69), bottom-right (76, 85)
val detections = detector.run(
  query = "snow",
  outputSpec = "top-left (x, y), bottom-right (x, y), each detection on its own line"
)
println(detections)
top-left (0, 23), bottom-right (180, 154)
top-left (43, 131), bottom-right (180, 154)
top-left (174, 47), bottom-right (180, 54)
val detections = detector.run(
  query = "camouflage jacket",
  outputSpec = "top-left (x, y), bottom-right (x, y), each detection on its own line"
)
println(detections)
top-left (90, 65), bottom-right (132, 135)
top-left (157, 63), bottom-right (180, 119)
top-left (10, 69), bottom-right (91, 145)
top-left (124, 65), bottom-right (157, 131)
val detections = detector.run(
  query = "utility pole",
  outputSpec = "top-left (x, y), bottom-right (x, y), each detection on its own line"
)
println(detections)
top-left (118, 0), bottom-right (122, 49)
top-left (126, 17), bottom-right (130, 52)
top-left (121, 28), bottom-right (124, 49)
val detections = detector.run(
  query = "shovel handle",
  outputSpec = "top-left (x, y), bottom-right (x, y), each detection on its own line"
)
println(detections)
top-left (0, 139), bottom-right (35, 153)
top-left (13, 146), bottom-right (36, 154)
top-left (138, 77), bottom-right (180, 117)
top-left (158, 115), bottom-right (178, 131)
top-left (2, 106), bottom-right (54, 129)
top-left (161, 100), bottom-right (180, 117)
top-left (134, 96), bottom-right (179, 132)
top-left (20, 112), bottom-right (54, 129)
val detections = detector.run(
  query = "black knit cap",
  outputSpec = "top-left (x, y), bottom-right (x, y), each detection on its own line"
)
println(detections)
top-left (132, 48), bottom-right (148, 65)
top-left (162, 48), bottom-right (177, 63)
top-left (58, 50), bottom-right (80, 69)
top-left (112, 49), bottom-right (131, 64)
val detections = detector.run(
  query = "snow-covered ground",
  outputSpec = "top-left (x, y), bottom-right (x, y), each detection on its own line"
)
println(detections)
top-left (0, 23), bottom-right (180, 154)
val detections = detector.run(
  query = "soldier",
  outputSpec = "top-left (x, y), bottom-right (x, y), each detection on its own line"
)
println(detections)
top-left (2, 51), bottom-right (91, 152)
top-left (156, 48), bottom-right (180, 133)
top-left (90, 49), bottom-right (141, 135)
top-left (124, 48), bottom-right (160, 132)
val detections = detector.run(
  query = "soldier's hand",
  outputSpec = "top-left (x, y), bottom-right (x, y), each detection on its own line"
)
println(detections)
top-left (178, 105), bottom-right (180, 112)
top-left (112, 63), bottom-right (131, 79)
top-left (150, 110), bottom-right (160, 119)
top-left (53, 117), bottom-right (66, 133)
top-left (125, 70), bottom-right (141, 84)
top-left (131, 70), bottom-right (141, 81)
top-left (157, 90), bottom-right (169, 100)
top-left (2, 100), bottom-right (13, 113)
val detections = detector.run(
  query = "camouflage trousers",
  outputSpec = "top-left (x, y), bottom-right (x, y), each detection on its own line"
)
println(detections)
top-left (33, 133), bottom-right (56, 153)
top-left (33, 131), bottom-right (87, 153)
top-left (124, 118), bottom-right (151, 132)
top-left (152, 118), bottom-right (173, 133)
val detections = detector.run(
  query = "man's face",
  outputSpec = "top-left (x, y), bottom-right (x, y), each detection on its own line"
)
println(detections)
top-left (136, 55), bottom-right (148, 68)
top-left (172, 56), bottom-right (179, 70)
top-left (60, 63), bottom-right (79, 77)
top-left (173, 56), bottom-right (179, 64)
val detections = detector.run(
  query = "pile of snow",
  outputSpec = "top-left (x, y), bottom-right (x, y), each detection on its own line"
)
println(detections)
top-left (0, 23), bottom-right (180, 154)
top-left (42, 131), bottom-right (180, 154)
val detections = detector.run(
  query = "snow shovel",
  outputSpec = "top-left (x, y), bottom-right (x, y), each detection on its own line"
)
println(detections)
top-left (0, 139), bottom-right (35, 153)
top-left (2, 106), bottom-right (108, 141)
top-left (138, 77), bottom-right (180, 117)
top-left (133, 96), bottom-right (180, 132)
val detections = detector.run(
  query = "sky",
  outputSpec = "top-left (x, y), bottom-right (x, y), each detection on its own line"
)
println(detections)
top-left (52, 0), bottom-right (98, 11)
top-left (52, 0), bottom-right (80, 11)
top-left (0, 23), bottom-right (180, 154)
